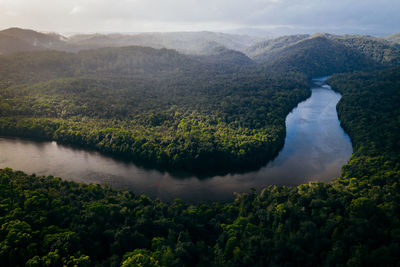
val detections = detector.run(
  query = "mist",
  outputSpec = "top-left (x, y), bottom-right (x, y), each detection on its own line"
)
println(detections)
top-left (1, 0), bottom-right (399, 36)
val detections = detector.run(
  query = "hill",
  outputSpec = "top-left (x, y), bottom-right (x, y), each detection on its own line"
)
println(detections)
top-left (246, 34), bottom-right (400, 77)
top-left (262, 35), bottom-right (380, 77)
top-left (0, 33), bottom-right (38, 54)
top-left (0, 28), bottom-right (66, 47)
top-left (3, 28), bottom-right (399, 79)
top-left (0, 28), bottom-right (67, 54)
top-left (331, 34), bottom-right (400, 65)
top-left (67, 31), bottom-right (263, 54)
top-left (0, 27), bottom-right (264, 55)
top-left (0, 46), bottom-right (309, 173)
top-left (382, 33), bottom-right (400, 44)
top-left (190, 46), bottom-right (255, 72)
top-left (244, 34), bottom-right (310, 61)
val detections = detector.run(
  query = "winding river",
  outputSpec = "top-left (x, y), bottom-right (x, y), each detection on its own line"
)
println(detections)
top-left (0, 77), bottom-right (352, 202)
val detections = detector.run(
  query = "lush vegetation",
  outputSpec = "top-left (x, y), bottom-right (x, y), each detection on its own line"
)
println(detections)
top-left (246, 34), bottom-right (400, 77)
top-left (328, 67), bottom-right (400, 179)
top-left (2, 31), bottom-right (399, 173)
top-left (0, 66), bottom-right (399, 266)
top-left (0, 47), bottom-right (310, 173)
top-left (1, 29), bottom-right (400, 265)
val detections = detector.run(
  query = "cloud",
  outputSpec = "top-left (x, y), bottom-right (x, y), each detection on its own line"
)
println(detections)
top-left (0, 0), bottom-right (399, 35)
top-left (70, 6), bottom-right (83, 15)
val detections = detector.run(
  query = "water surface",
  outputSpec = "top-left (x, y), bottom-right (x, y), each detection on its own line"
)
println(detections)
top-left (0, 78), bottom-right (352, 202)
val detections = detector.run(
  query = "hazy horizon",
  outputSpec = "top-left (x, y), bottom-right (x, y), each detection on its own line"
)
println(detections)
top-left (1, 0), bottom-right (399, 37)
top-left (1, 27), bottom-right (398, 39)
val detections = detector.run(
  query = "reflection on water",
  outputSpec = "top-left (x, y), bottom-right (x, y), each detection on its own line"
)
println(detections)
top-left (0, 78), bottom-right (352, 202)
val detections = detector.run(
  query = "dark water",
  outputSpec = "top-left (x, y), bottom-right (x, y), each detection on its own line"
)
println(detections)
top-left (0, 78), bottom-right (352, 202)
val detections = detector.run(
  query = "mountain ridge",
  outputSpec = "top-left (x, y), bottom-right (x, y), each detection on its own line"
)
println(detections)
top-left (245, 33), bottom-right (400, 77)
top-left (0, 27), bottom-right (264, 55)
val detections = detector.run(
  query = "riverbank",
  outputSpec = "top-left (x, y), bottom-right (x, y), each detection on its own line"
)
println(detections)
top-left (0, 80), bottom-right (352, 202)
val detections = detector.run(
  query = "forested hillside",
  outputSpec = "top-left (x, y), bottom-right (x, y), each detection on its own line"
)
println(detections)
top-left (2, 27), bottom-right (399, 79)
top-left (190, 46), bottom-right (255, 71)
top-left (0, 28), bottom-right (262, 55)
top-left (1, 67), bottom-right (399, 266)
top-left (246, 34), bottom-right (400, 77)
top-left (328, 67), bottom-right (400, 176)
top-left (382, 33), bottom-right (400, 47)
top-left (0, 33), bottom-right (38, 55)
top-left (0, 28), bottom-right (68, 55)
top-left (0, 47), bottom-right (310, 173)
top-left (244, 34), bottom-right (310, 60)
top-left (261, 36), bottom-right (379, 77)
top-left (67, 31), bottom-right (263, 55)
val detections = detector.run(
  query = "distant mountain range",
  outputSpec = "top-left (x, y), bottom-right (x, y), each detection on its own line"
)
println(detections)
top-left (67, 31), bottom-right (264, 54)
top-left (1, 27), bottom-right (400, 77)
top-left (0, 27), bottom-right (263, 55)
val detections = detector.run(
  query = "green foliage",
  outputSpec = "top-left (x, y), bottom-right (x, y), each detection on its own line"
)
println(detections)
top-left (1, 35), bottom-right (400, 266)
top-left (328, 67), bottom-right (400, 182)
top-left (0, 47), bottom-right (310, 173)
top-left (2, 65), bottom-right (400, 266)
top-left (121, 249), bottom-right (160, 267)
top-left (247, 34), bottom-right (400, 77)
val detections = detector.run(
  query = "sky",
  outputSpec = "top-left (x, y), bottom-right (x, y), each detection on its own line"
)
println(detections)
top-left (0, 0), bottom-right (399, 36)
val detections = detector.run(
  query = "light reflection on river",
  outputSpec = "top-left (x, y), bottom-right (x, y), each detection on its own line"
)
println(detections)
top-left (0, 78), bottom-right (352, 202)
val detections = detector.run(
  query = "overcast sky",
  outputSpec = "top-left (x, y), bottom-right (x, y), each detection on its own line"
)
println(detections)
top-left (0, 0), bottom-right (399, 36)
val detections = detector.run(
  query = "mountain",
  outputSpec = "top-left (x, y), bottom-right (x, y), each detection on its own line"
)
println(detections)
top-left (67, 31), bottom-right (264, 54)
top-left (0, 46), bottom-right (208, 87)
top-left (0, 28), bottom-right (67, 54)
top-left (2, 27), bottom-right (400, 78)
top-left (245, 33), bottom-right (400, 77)
top-left (331, 34), bottom-right (400, 65)
top-left (266, 36), bottom-right (378, 77)
top-left (190, 45), bottom-right (255, 72)
top-left (0, 28), bottom-right (66, 46)
top-left (244, 34), bottom-right (310, 61)
top-left (383, 33), bottom-right (400, 43)
top-left (0, 45), bottom-right (309, 173)
top-left (381, 33), bottom-right (400, 49)
top-left (0, 33), bottom-right (38, 54)
top-left (0, 27), bottom-right (265, 55)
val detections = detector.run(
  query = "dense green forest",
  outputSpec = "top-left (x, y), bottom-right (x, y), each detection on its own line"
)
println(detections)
top-left (1, 28), bottom-right (400, 265)
top-left (0, 47), bottom-right (310, 173)
top-left (0, 67), bottom-right (399, 266)
top-left (328, 67), bottom-right (400, 178)
top-left (2, 31), bottom-right (399, 173)
top-left (246, 33), bottom-right (400, 77)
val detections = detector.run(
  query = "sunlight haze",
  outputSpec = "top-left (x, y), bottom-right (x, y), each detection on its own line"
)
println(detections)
top-left (1, 0), bottom-right (399, 35)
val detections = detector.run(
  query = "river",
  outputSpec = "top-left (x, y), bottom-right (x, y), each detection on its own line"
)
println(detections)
top-left (0, 77), bottom-right (353, 202)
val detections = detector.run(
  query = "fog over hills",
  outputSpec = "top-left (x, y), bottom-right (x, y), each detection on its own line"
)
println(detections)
top-left (0, 28), bottom-right (263, 55)
top-left (68, 31), bottom-right (264, 54)
top-left (1, 27), bottom-right (400, 78)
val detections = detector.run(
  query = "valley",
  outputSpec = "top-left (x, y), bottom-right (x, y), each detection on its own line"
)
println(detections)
top-left (0, 27), bottom-right (399, 266)
top-left (0, 78), bottom-right (352, 201)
